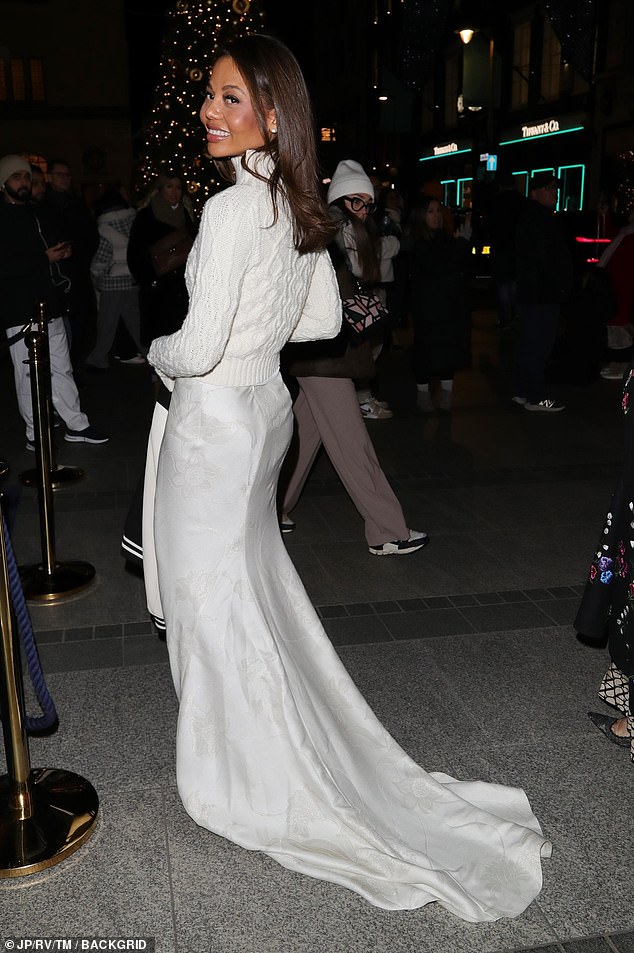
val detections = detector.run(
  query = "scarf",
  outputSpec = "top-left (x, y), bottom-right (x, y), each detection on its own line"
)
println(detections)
top-left (150, 194), bottom-right (186, 229)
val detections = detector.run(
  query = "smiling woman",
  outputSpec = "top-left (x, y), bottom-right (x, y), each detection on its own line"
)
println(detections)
top-left (138, 33), bottom-right (552, 922)
top-left (200, 55), bottom-right (274, 157)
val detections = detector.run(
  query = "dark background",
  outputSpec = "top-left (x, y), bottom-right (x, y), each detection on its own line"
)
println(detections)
top-left (124, 1), bottom-right (315, 133)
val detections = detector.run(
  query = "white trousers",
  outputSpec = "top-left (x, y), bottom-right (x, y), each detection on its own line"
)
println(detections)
top-left (7, 317), bottom-right (89, 441)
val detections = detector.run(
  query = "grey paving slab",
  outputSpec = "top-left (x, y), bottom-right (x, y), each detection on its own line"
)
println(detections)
top-left (381, 606), bottom-right (477, 639)
top-left (611, 932), bottom-right (634, 952)
top-left (482, 737), bottom-right (634, 941)
top-left (458, 601), bottom-right (556, 633)
top-left (2, 664), bottom-right (178, 795)
top-left (0, 789), bottom-right (176, 951)
top-left (322, 613), bottom-right (393, 646)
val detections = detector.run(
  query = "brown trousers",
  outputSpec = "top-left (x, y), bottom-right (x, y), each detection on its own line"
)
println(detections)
top-left (280, 376), bottom-right (409, 547)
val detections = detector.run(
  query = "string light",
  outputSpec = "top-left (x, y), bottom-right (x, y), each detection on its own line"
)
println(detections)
top-left (133, 0), bottom-right (265, 214)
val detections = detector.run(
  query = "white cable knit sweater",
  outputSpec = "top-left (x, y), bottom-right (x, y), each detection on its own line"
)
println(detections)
top-left (148, 154), bottom-right (342, 388)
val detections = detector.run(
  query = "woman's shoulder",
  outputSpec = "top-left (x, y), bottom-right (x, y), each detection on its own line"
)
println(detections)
top-left (202, 180), bottom-right (269, 225)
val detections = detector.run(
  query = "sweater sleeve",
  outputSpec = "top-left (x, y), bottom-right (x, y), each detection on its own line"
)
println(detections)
top-left (288, 249), bottom-right (342, 343)
top-left (147, 195), bottom-right (252, 380)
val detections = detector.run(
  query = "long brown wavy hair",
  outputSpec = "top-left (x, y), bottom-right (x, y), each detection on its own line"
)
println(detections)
top-left (211, 34), bottom-right (336, 255)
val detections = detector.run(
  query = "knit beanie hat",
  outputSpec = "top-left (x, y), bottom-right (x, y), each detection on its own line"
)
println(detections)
top-left (0, 154), bottom-right (31, 187)
top-left (327, 159), bottom-right (374, 205)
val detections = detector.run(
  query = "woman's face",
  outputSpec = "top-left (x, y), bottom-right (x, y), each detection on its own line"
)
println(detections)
top-left (200, 55), bottom-right (275, 158)
top-left (425, 200), bottom-right (443, 230)
top-left (159, 178), bottom-right (183, 206)
top-left (343, 193), bottom-right (375, 222)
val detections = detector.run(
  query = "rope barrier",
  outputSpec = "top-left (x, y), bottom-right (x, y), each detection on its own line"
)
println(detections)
top-left (1, 510), bottom-right (58, 735)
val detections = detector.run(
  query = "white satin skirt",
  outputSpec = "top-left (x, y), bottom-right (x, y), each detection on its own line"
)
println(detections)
top-left (153, 371), bottom-right (551, 920)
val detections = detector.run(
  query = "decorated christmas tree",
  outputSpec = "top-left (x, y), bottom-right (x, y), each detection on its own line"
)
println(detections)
top-left (134, 0), bottom-right (266, 213)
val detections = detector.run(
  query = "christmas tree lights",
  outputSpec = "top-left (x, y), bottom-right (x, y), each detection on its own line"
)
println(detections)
top-left (134, 0), bottom-right (266, 214)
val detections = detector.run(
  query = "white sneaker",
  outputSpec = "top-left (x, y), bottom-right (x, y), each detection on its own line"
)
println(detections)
top-left (369, 530), bottom-right (430, 556)
top-left (360, 398), bottom-right (393, 420)
top-left (525, 399), bottom-right (565, 412)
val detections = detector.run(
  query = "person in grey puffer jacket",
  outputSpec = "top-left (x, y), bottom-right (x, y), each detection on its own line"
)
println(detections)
top-left (85, 187), bottom-right (146, 370)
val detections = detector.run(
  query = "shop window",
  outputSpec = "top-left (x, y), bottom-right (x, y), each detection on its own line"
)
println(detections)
top-left (511, 20), bottom-right (531, 109)
top-left (512, 171), bottom-right (529, 196)
top-left (541, 18), bottom-right (561, 100)
top-left (441, 179), bottom-right (456, 206)
top-left (11, 59), bottom-right (26, 101)
top-left (457, 177), bottom-right (473, 209)
top-left (29, 59), bottom-right (44, 101)
top-left (558, 164), bottom-right (585, 212)
top-left (0, 57), bottom-right (45, 103)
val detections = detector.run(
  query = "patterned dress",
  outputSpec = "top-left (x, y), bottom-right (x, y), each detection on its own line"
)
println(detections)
top-left (575, 367), bottom-right (634, 759)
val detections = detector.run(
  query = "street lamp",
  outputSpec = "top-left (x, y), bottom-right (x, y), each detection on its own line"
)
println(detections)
top-left (457, 24), bottom-right (496, 151)
top-left (456, 27), bottom-right (475, 45)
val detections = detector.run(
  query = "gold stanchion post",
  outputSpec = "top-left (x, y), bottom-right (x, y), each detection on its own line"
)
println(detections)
top-left (18, 319), bottom-right (96, 602)
top-left (20, 302), bottom-right (84, 490)
top-left (0, 508), bottom-right (99, 877)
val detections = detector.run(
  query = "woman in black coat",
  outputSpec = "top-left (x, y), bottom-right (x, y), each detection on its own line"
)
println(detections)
top-left (127, 169), bottom-right (198, 346)
top-left (404, 195), bottom-right (472, 412)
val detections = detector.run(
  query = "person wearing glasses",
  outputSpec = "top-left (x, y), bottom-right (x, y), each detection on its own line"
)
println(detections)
top-left (327, 159), bottom-right (399, 420)
top-left (279, 159), bottom-right (428, 555)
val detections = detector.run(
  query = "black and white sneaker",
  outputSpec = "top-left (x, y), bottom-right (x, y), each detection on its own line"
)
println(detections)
top-left (64, 426), bottom-right (110, 444)
top-left (525, 399), bottom-right (565, 413)
top-left (369, 530), bottom-right (429, 556)
top-left (280, 518), bottom-right (296, 534)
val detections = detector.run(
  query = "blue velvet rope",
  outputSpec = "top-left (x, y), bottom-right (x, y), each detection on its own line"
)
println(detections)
top-left (1, 513), bottom-right (58, 733)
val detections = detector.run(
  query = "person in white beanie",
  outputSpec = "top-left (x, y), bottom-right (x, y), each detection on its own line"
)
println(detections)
top-left (279, 158), bottom-right (427, 555)
top-left (0, 154), bottom-right (109, 448)
top-left (327, 159), bottom-right (399, 419)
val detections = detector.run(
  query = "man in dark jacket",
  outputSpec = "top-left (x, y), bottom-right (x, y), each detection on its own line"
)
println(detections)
top-left (37, 157), bottom-right (99, 373)
top-left (513, 171), bottom-right (574, 412)
top-left (0, 154), bottom-right (108, 449)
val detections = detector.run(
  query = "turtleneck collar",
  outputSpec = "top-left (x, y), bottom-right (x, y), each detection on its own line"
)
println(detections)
top-left (232, 150), bottom-right (276, 184)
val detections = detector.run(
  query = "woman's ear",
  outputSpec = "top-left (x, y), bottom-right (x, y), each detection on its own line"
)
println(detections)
top-left (266, 109), bottom-right (277, 136)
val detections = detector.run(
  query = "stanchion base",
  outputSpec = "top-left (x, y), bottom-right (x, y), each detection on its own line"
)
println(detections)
top-left (0, 767), bottom-right (99, 877)
top-left (20, 561), bottom-right (96, 602)
top-left (19, 465), bottom-right (84, 489)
